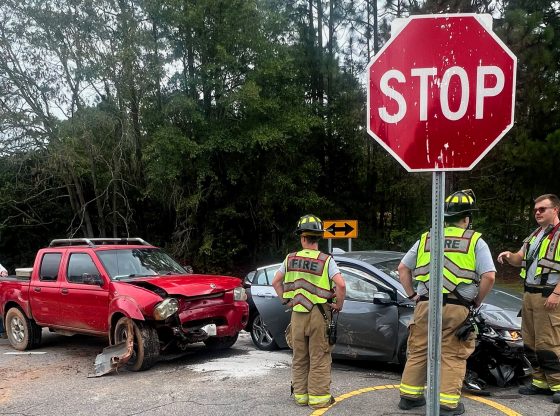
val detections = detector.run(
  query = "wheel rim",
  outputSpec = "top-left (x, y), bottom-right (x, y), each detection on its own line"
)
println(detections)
top-left (10, 315), bottom-right (25, 343)
top-left (116, 324), bottom-right (138, 363)
top-left (252, 315), bottom-right (274, 347)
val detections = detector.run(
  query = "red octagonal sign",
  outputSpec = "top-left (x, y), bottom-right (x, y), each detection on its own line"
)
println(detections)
top-left (367, 14), bottom-right (517, 172)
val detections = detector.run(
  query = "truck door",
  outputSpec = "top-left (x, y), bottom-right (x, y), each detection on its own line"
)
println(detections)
top-left (57, 252), bottom-right (110, 333)
top-left (29, 252), bottom-right (63, 326)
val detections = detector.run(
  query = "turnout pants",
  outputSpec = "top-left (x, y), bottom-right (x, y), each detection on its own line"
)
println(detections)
top-left (289, 306), bottom-right (333, 407)
top-left (522, 292), bottom-right (560, 391)
top-left (399, 301), bottom-right (475, 409)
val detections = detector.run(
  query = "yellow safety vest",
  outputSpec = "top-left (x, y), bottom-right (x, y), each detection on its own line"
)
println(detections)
top-left (414, 226), bottom-right (480, 294)
top-left (520, 225), bottom-right (560, 281)
top-left (282, 249), bottom-right (334, 312)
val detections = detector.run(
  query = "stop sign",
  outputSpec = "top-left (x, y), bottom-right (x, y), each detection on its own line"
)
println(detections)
top-left (367, 14), bottom-right (516, 172)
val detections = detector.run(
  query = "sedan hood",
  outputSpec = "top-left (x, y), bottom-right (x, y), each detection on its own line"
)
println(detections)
top-left (478, 303), bottom-right (521, 330)
top-left (129, 274), bottom-right (242, 297)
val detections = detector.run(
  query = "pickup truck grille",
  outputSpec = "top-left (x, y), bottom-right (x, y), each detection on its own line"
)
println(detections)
top-left (179, 293), bottom-right (225, 311)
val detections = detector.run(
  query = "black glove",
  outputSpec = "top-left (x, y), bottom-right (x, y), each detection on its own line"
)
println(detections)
top-left (455, 313), bottom-right (478, 341)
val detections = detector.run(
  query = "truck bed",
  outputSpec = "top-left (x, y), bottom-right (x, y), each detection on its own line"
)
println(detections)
top-left (0, 275), bottom-right (31, 281)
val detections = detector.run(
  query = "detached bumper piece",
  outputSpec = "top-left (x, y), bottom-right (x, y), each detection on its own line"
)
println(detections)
top-left (90, 318), bottom-right (134, 377)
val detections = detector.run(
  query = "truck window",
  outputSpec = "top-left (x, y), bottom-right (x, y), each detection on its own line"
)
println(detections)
top-left (97, 249), bottom-right (184, 280)
top-left (67, 253), bottom-right (101, 284)
top-left (40, 253), bottom-right (62, 282)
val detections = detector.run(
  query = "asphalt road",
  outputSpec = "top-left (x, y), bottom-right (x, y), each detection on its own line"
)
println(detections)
top-left (0, 330), bottom-right (558, 416)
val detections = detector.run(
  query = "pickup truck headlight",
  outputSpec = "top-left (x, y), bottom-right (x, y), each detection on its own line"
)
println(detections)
top-left (153, 298), bottom-right (179, 320)
top-left (233, 287), bottom-right (247, 301)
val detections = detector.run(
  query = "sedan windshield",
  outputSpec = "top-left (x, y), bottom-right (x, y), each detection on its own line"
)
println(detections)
top-left (374, 259), bottom-right (402, 281)
top-left (98, 248), bottom-right (186, 280)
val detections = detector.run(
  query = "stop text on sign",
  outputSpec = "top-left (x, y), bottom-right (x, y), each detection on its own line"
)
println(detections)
top-left (379, 65), bottom-right (504, 123)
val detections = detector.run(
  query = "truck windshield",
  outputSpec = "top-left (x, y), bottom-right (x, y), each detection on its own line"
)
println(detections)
top-left (97, 248), bottom-right (186, 280)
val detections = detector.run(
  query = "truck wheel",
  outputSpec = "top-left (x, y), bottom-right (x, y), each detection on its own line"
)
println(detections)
top-left (5, 307), bottom-right (42, 351)
top-left (114, 317), bottom-right (159, 371)
top-left (204, 333), bottom-right (239, 350)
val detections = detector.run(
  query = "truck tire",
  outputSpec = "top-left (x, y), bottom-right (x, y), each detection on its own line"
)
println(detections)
top-left (114, 317), bottom-right (159, 371)
top-left (204, 333), bottom-right (239, 350)
top-left (5, 307), bottom-right (42, 351)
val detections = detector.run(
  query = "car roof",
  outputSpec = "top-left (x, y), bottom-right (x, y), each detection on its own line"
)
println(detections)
top-left (335, 250), bottom-right (405, 265)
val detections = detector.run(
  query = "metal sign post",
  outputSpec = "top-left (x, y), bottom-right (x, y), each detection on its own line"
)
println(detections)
top-left (427, 171), bottom-right (445, 415)
top-left (365, 15), bottom-right (516, 415)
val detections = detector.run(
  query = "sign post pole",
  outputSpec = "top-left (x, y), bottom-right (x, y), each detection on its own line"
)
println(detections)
top-left (427, 171), bottom-right (445, 416)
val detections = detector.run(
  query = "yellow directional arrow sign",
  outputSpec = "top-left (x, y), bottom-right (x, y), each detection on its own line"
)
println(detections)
top-left (323, 220), bottom-right (358, 239)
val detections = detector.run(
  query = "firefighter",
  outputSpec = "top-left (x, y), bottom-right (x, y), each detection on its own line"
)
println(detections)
top-left (272, 214), bottom-right (346, 409)
top-left (498, 194), bottom-right (560, 402)
top-left (397, 190), bottom-right (496, 416)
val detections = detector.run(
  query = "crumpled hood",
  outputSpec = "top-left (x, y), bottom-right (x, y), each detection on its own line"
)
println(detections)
top-left (478, 303), bottom-right (521, 330)
top-left (130, 274), bottom-right (242, 297)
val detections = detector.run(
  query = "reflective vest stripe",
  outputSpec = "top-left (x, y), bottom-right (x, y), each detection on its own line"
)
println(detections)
top-left (444, 258), bottom-right (478, 281)
top-left (546, 231), bottom-right (560, 258)
top-left (292, 279), bottom-right (334, 299)
top-left (538, 258), bottom-right (560, 273)
top-left (521, 225), bottom-right (560, 279)
top-left (292, 293), bottom-right (315, 311)
top-left (413, 250), bottom-right (478, 281)
top-left (414, 265), bottom-right (430, 276)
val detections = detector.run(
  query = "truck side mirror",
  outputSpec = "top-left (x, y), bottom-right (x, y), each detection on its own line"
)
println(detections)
top-left (83, 273), bottom-right (104, 287)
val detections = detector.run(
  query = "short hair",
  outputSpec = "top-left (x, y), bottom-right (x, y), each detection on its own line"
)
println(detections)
top-left (302, 234), bottom-right (321, 244)
top-left (535, 194), bottom-right (560, 208)
top-left (444, 214), bottom-right (469, 226)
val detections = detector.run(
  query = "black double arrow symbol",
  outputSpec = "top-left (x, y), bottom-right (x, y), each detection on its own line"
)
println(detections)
top-left (325, 223), bottom-right (355, 236)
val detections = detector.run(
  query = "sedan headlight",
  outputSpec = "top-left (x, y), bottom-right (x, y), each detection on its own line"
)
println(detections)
top-left (153, 298), bottom-right (179, 320)
top-left (500, 329), bottom-right (521, 341)
top-left (233, 287), bottom-right (247, 301)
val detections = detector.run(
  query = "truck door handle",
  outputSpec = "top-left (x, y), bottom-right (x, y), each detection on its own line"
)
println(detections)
top-left (33, 287), bottom-right (41, 293)
top-left (61, 288), bottom-right (69, 294)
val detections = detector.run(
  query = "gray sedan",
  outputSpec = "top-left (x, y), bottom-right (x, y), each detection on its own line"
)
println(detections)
top-left (245, 251), bottom-right (413, 364)
top-left (244, 250), bottom-right (523, 368)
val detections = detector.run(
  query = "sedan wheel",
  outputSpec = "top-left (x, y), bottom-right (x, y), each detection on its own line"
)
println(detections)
top-left (250, 313), bottom-right (278, 351)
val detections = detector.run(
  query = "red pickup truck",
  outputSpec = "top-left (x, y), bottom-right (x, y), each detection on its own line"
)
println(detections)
top-left (0, 238), bottom-right (249, 370)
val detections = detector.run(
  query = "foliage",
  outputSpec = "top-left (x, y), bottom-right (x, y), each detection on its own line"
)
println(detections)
top-left (0, 0), bottom-right (559, 275)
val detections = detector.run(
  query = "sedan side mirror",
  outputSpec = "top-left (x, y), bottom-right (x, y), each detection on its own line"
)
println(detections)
top-left (373, 292), bottom-right (393, 305)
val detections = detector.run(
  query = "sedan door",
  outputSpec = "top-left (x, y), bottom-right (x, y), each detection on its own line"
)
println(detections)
top-left (250, 264), bottom-right (291, 348)
top-left (333, 265), bottom-right (400, 361)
